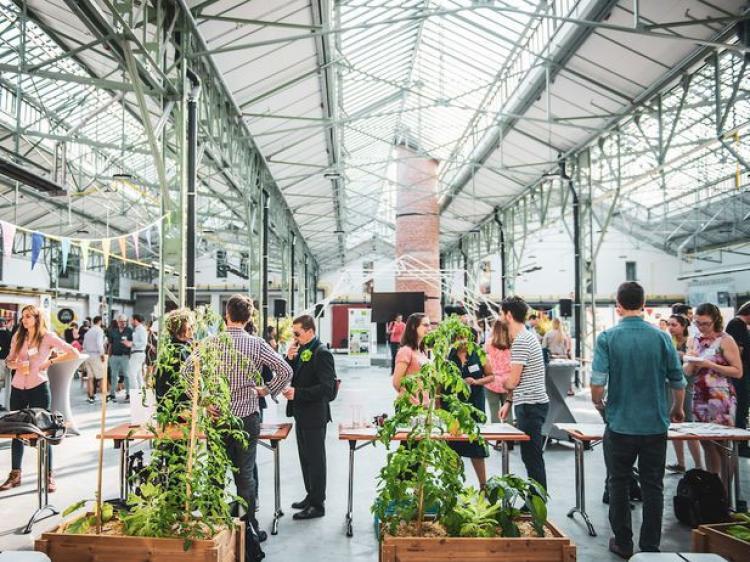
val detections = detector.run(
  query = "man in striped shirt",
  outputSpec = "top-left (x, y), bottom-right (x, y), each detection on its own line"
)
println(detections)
top-left (499, 296), bottom-right (549, 492)
top-left (195, 295), bottom-right (292, 538)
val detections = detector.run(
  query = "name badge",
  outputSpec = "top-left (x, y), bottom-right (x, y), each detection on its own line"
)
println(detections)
top-left (28, 347), bottom-right (38, 357)
top-left (468, 364), bottom-right (480, 374)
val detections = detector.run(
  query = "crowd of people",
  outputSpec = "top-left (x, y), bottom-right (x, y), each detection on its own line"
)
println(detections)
top-left (0, 296), bottom-right (338, 555)
top-left (388, 284), bottom-right (749, 559)
top-left (0, 287), bottom-right (748, 559)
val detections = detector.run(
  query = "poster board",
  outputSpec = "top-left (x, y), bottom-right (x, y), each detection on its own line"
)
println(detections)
top-left (348, 308), bottom-right (371, 367)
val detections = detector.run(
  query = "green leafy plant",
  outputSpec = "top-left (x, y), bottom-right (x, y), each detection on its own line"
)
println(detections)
top-left (485, 475), bottom-right (548, 537)
top-left (372, 315), bottom-right (486, 536)
top-left (444, 487), bottom-right (501, 538)
top-left (726, 513), bottom-right (750, 542)
top-left (64, 308), bottom-right (247, 548)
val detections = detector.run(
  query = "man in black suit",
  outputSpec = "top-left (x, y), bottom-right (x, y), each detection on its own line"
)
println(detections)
top-left (282, 314), bottom-right (337, 520)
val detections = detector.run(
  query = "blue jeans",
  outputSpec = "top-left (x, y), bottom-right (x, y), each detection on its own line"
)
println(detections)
top-left (514, 402), bottom-right (548, 491)
top-left (109, 355), bottom-right (130, 397)
top-left (603, 428), bottom-right (667, 552)
top-left (225, 413), bottom-right (261, 515)
top-left (10, 383), bottom-right (52, 471)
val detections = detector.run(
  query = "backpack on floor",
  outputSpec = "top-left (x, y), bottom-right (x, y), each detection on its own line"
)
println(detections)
top-left (673, 468), bottom-right (730, 527)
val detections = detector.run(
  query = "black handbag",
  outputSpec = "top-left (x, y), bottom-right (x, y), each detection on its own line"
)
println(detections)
top-left (0, 408), bottom-right (67, 445)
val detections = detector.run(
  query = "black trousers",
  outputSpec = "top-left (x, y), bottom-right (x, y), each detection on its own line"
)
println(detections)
top-left (603, 428), bottom-right (667, 553)
top-left (295, 425), bottom-right (327, 509)
top-left (514, 402), bottom-right (548, 491)
top-left (224, 413), bottom-right (260, 516)
top-left (389, 342), bottom-right (399, 375)
top-left (10, 383), bottom-right (52, 471)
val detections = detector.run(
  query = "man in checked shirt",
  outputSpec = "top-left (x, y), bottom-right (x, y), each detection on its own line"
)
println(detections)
top-left (194, 294), bottom-right (291, 541)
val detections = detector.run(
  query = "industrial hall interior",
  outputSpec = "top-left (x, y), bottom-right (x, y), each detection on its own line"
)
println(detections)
top-left (1, 1), bottom-right (750, 562)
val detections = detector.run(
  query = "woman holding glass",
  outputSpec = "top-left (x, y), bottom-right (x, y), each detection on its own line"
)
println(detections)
top-left (1, 304), bottom-right (79, 492)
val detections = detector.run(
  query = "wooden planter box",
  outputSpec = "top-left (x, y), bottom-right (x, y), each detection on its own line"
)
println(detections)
top-left (692, 522), bottom-right (750, 562)
top-left (380, 519), bottom-right (575, 562)
top-left (35, 520), bottom-right (243, 562)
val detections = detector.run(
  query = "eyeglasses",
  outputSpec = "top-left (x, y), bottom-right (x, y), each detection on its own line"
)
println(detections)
top-left (694, 320), bottom-right (713, 328)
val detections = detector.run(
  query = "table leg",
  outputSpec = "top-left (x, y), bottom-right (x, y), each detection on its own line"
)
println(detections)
top-left (346, 440), bottom-right (355, 538)
top-left (23, 439), bottom-right (58, 534)
top-left (566, 439), bottom-right (596, 536)
top-left (501, 441), bottom-right (509, 475)
top-left (271, 441), bottom-right (284, 535)
top-left (732, 441), bottom-right (746, 512)
top-left (119, 439), bottom-right (130, 501)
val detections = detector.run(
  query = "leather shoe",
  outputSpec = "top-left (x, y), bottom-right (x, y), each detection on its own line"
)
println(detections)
top-left (293, 506), bottom-right (325, 520)
top-left (291, 498), bottom-right (310, 510)
top-left (608, 538), bottom-right (633, 559)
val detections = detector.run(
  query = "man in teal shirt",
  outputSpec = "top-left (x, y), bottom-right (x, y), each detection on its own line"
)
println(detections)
top-left (591, 282), bottom-right (685, 558)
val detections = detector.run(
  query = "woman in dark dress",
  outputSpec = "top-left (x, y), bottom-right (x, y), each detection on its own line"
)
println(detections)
top-left (154, 308), bottom-right (194, 413)
top-left (445, 340), bottom-right (495, 488)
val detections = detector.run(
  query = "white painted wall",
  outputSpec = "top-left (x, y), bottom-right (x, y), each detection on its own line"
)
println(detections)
top-left (318, 257), bottom-right (396, 301)
top-left (496, 226), bottom-right (688, 300)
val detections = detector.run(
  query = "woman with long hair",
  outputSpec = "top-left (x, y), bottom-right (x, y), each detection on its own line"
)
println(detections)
top-left (392, 313), bottom-right (429, 398)
top-left (541, 318), bottom-right (571, 359)
top-left (666, 314), bottom-right (703, 473)
top-left (2, 304), bottom-right (79, 492)
top-left (684, 303), bottom-right (742, 488)
top-left (484, 319), bottom-right (513, 424)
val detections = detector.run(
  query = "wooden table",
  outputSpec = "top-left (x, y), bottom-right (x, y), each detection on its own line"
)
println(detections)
top-left (97, 422), bottom-right (292, 535)
top-left (0, 431), bottom-right (58, 534)
top-left (554, 422), bottom-right (750, 537)
top-left (338, 423), bottom-right (530, 537)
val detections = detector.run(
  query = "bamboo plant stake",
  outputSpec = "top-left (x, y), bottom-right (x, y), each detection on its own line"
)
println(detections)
top-left (95, 355), bottom-right (109, 534)
top-left (184, 355), bottom-right (201, 517)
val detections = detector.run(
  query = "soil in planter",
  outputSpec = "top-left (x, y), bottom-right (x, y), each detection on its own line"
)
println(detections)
top-left (388, 520), bottom-right (554, 539)
top-left (392, 521), bottom-right (448, 538)
top-left (58, 514), bottom-right (224, 539)
top-left (516, 521), bottom-right (554, 538)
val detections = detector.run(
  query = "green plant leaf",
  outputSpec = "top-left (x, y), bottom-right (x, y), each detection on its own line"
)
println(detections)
top-left (62, 499), bottom-right (88, 518)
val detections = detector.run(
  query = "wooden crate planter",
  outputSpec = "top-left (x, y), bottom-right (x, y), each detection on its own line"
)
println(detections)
top-left (692, 522), bottom-right (750, 562)
top-left (35, 520), bottom-right (243, 562)
top-left (380, 519), bottom-right (576, 562)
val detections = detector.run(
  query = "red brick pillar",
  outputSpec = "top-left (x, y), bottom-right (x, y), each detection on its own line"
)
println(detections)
top-left (395, 144), bottom-right (441, 322)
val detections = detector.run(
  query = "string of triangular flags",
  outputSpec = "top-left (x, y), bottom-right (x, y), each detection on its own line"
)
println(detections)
top-left (0, 214), bottom-right (167, 272)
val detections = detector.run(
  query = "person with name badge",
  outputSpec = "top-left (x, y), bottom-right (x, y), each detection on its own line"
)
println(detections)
top-left (1, 304), bottom-right (79, 492)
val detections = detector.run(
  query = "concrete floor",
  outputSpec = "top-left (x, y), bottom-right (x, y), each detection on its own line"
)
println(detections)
top-left (1, 359), bottom-right (748, 561)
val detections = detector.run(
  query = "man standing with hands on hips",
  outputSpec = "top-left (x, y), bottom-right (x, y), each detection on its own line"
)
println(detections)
top-left (282, 315), bottom-right (337, 520)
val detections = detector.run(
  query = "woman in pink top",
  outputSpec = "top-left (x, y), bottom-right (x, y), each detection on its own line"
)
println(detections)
top-left (2, 304), bottom-right (79, 492)
top-left (484, 319), bottom-right (513, 424)
top-left (386, 314), bottom-right (406, 375)
top-left (392, 313), bottom-right (430, 403)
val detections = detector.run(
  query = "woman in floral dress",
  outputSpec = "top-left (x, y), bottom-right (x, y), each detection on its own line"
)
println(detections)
top-left (684, 303), bottom-right (742, 487)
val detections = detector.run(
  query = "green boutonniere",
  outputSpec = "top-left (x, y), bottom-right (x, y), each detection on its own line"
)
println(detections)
top-left (300, 349), bottom-right (313, 363)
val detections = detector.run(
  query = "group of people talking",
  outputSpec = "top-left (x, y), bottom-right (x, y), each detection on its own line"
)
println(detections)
top-left (389, 296), bottom-right (551, 492)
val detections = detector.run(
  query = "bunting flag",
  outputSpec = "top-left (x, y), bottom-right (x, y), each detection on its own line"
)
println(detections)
top-left (1, 221), bottom-right (15, 258)
top-left (101, 238), bottom-right (110, 269)
top-left (80, 239), bottom-right (90, 271)
top-left (31, 232), bottom-right (44, 269)
top-left (0, 214), bottom-right (165, 271)
top-left (118, 237), bottom-right (127, 260)
top-left (60, 238), bottom-right (71, 273)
